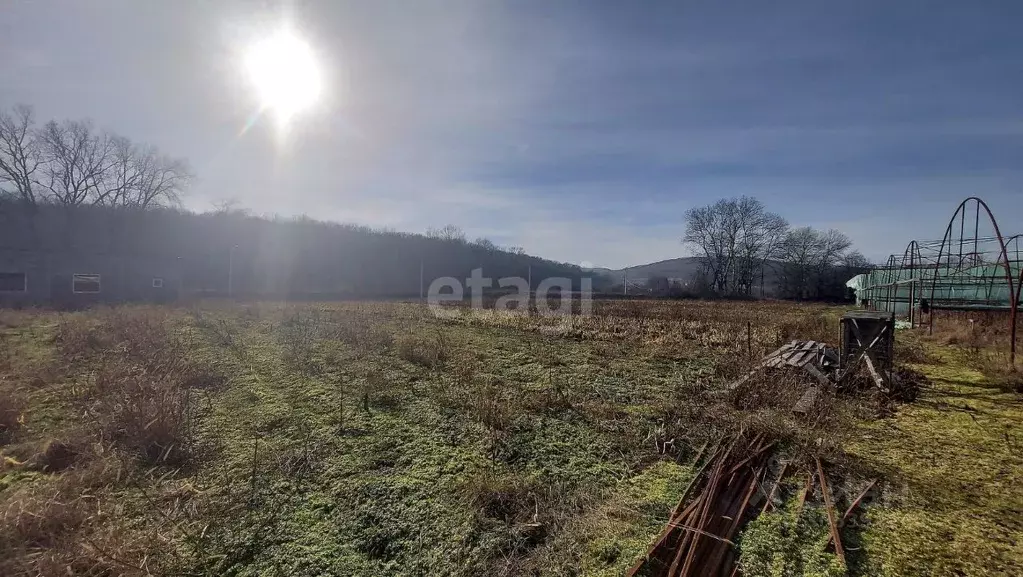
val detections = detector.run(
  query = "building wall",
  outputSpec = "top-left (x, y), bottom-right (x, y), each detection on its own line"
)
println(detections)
top-left (0, 250), bottom-right (46, 303)
top-left (0, 249), bottom-right (181, 306)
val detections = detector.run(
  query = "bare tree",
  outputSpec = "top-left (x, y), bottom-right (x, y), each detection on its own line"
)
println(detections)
top-left (734, 198), bottom-right (789, 294)
top-left (426, 224), bottom-right (467, 243)
top-left (36, 119), bottom-right (115, 206)
top-left (815, 229), bottom-right (852, 269)
top-left (646, 274), bottom-right (670, 296)
top-left (94, 135), bottom-right (142, 206)
top-left (125, 145), bottom-right (191, 208)
top-left (777, 227), bottom-right (856, 299)
top-left (1, 105), bottom-right (191, 209)
top-left (33, 122), bottom-right (191, 209)
top-left (473, 237), bottom-right (497, 251)
top-left (682, 203), bottom-right (730, 293)
top-left (778, 226), bottom-right (820, 300)
top-left (841, 250), bottom-right (871, 270)
top-left (0, 105), bottom-right (41, 205)
top-left (683, 196), bottom-right (788, 295)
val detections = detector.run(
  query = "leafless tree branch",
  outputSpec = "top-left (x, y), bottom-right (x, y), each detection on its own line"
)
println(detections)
top-left (0, 104), bottom-right (41, 205)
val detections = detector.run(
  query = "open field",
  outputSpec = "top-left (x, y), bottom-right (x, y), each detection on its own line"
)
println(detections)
top-left (0, 299), bottom-right (1021, 576)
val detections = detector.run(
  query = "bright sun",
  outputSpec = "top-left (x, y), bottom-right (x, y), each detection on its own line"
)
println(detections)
top-left (245, 30), bottom-right (322, 124)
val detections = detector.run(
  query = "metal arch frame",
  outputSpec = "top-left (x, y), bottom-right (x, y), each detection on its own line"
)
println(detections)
top-left (1013, 234), bottom-right (1023, 347)
top-left (882, 254), bottom-right (898, 314)
top-left (926, 197), bottom-right (1017, 363)
top-left (987, 234), bottom-right (1023, 303)
top-left (900, 240), bottom-right (923, 327)
top-left (864, 240), bottom-right (929, 325)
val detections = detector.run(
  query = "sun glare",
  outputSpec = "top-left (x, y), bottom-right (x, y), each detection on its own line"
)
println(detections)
top-left (245, 30), bottom-right (322, 125)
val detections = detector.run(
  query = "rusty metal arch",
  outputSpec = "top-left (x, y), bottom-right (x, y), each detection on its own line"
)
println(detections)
top-left (882, 254), bottom-right (896, 313)
top-left (1011, 235), bottom-right (1023, 347)
top-left (926, 197), bottom-right (1017, 363)
top-left (900, 240), bottom-right (923, 326)
top-left (986, 234), bottom-right (1023, 303)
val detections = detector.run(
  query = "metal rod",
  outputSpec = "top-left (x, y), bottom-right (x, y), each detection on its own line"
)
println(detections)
top-left (816, 458), bottom-right (846, 567)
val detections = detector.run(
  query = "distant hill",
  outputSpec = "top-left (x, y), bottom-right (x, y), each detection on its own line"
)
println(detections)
top-left (596, 257), bottom-right (704, 282)
top-left (595, 257), bottom-right (784, 296)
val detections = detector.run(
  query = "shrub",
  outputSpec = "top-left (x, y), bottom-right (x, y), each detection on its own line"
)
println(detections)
top-left (358, 368), bottom-right (403, 411)
top-left (111, 373), bottom-right (189, 465)
top-left (83, 362), bottom-right (195, 466)
top-left (54, 313), bottom-right (108, 362)
top-left (469, 376), bottom-right (515, 432)
top-left (277, 311), bottom-right (320, 370)
top-left (36, 439), bottom-right (82, 472)
top-left (395, 331), bottom-right (449, 368)
top-left (0, 485), bottom-right (94, 552)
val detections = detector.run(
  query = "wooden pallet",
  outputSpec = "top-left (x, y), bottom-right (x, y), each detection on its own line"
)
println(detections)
top-left (839, 313), bottom-right (894, 393)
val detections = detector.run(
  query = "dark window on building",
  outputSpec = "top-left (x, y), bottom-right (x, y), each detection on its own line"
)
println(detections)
top-left (72, 274), bottom-right (101, 293)
top-left (152, 278), bottom-right (164, 288)
top-left (0, 272), bottom-right (26, 292)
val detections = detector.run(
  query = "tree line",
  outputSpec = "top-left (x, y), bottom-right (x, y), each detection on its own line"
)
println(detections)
top-left (682, 196), bottom-right (870, 301)
top-left (0, 104), bottom-right (867, 302)
top-left (0, 105), bottom-right (190, 208)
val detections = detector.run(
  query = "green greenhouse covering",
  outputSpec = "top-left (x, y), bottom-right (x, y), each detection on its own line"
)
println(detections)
top-left (848, 262), bottom-right (1023, 314)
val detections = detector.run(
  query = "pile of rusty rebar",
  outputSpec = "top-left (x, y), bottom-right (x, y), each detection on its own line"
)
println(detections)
top-left (626, 435), bottom-right (777, 577)
top-left (627, 433), bottom-right (875, 577)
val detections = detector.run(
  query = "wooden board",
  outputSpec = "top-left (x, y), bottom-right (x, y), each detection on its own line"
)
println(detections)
top-left (723, 340), bottom-right (839, 395)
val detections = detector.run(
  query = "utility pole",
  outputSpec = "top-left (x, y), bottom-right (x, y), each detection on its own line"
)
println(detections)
top-left (177, 256), bottom-right (184, 300)
top-left (624, 269), bottom-right (628, 296)
top-left (527, 264), bottom-right (533, 312)
top-left (228, 244), bottom-right (238, 297)
top-left (419, 259), bottom-right (424, 303)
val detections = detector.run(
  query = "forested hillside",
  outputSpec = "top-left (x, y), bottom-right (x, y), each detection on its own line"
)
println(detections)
top-left (0, 200), bottom-right (592, 297)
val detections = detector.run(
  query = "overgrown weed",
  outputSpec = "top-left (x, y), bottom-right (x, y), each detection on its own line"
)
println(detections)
top-left (395, 330), bottom-right (450, 368)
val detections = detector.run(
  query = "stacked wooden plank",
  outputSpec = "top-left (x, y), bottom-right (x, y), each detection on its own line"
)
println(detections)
top-left (724, 340), bottom-right (841, 413)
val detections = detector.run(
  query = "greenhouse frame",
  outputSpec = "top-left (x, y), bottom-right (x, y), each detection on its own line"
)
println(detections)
top-left (846, 197), bottom-right (1023, 362)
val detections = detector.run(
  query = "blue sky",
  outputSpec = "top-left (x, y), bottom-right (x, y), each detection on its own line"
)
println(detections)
top-left (3, 0), bottom-right (1022, 268)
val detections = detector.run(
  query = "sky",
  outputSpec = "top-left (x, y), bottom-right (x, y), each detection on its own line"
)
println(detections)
top-left (3, 0), bottom-right (1023, 269)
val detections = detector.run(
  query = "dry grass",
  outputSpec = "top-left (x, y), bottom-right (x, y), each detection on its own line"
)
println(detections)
top-left (0, 297), bottom-right (1018, 576)
top-left (0, 457), bottom-right (152, 577)
top-left (459, 468), bottom-right (597, 576)
top-left (55, 308), bottom-right (219, 465)
top-left (461, 470), bottom-right (542, 525)
top-left (922, 309), bottom-right (1023, 391)
top-left (0, 391), bottom-right (26, 445)
top-left (85, 363), bottom-right (194, 465)
top-left (358, 367), bottom-right (403, 411)
top-left (1, 305), bottom-right (222, 575)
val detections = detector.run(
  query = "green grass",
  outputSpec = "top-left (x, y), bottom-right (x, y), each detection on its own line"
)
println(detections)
top-left (175, 305), bottom-right (710, 576)
top-left (845, 346), bottom-right (1023, 576)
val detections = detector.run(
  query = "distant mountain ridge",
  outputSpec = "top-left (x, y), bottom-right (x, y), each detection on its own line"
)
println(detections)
top-left (594, 257), bottom-right (703, 281)
top-left (593, 257), bottom-right (784, 295)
